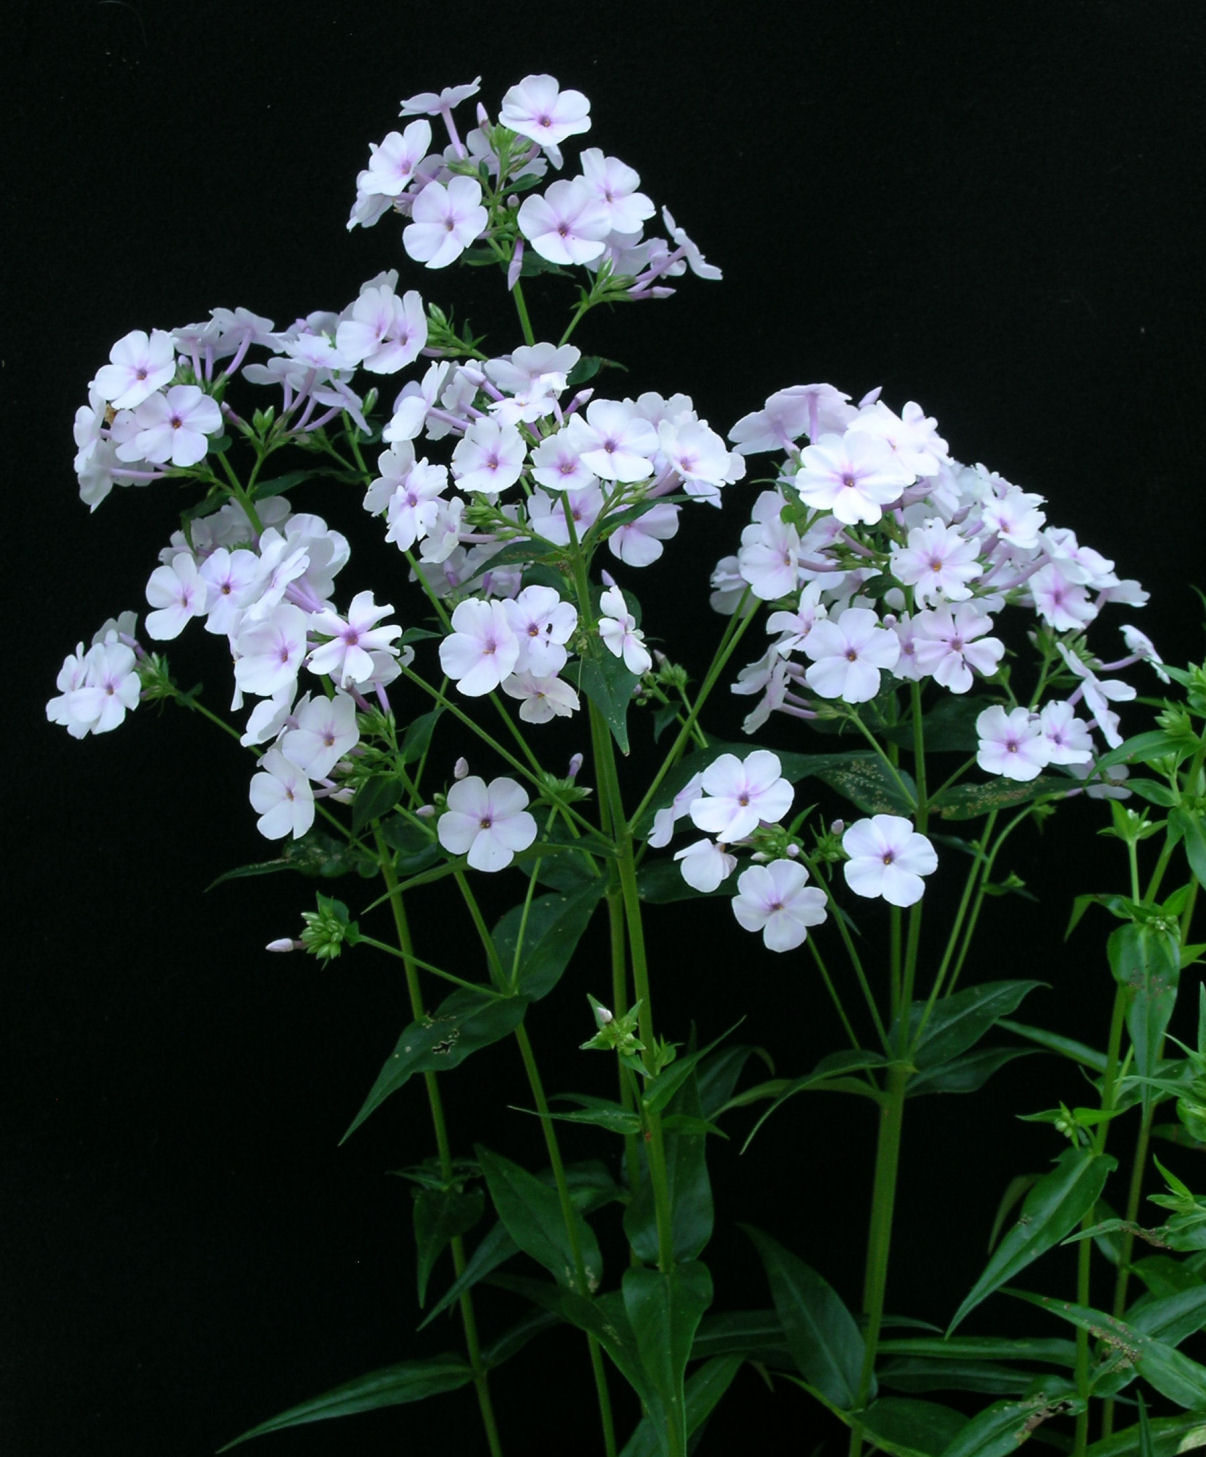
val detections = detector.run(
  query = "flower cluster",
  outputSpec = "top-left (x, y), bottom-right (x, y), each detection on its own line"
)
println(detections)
top-left (718, 385), bottom-right (1150, 779)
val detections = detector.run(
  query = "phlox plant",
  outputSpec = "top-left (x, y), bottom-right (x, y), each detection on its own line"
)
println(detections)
top-left (49, 73), bottom-right (1206, 1457)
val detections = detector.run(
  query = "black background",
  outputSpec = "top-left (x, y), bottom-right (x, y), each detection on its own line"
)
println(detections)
top-left (6, 3), bottom-right (1206, 1454)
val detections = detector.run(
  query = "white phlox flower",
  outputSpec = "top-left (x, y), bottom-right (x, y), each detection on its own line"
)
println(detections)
top-left (499, 74), bottom-right (591, 168)
top-left (504, 585), bottom-right (578, 677)
top-left (250, 748), bottom-right (315, 840)
top-left (517, 179), bottom-right (611, 265)
top-left (437, 775), bottom-right (537, 872)
top-left (307, 591), bottom-right (403, 688)
top-left (93, 328), bottom-right (177, 410)
top-left (794, 431), bottom-right (915, 526)
top-left (47, 637), bottom-right (141, 739)
top-left (501, 671), bottom-right (580, 723)
top-left (802, 608), bottom-right (900, 703)
top-left (674, 838), bottom-right (737, 893)
top-left (731, 860), bottom-right (828, 952)
top-left (281, 692), bottom-right (360, 779)
top-left (841, 815), bottom-right (938, 908)
top-left (144, 552), bottom-right (209, 640)
top-left (403, 177), bottom-right (488, 269)
top-left (439, 598), bottom-right (521, 696)
top-left (688, 750), bottom-right (793, 842)
top-left (597, 585), bottom-right (652, 675)
top-left (975, 705), bottom-right (1051, 781)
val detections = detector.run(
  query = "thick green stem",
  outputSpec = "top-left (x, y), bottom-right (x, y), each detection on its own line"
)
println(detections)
top-left (849, 1061), bottom-right (910, 1457)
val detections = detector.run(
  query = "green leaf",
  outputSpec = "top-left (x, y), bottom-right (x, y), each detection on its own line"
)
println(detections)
top-left (815, 756), bottom-right (918, 816)
top-left (877, 1334), bottom-right (1077, 1367)
top-left (206, 829), bottom-right (368, 889)
top-left (936, 1392), bottom-right (1086, 1457)
top-left (1094, 730), bottom-right (1191, 774)
top-left (419, 1161), bottom-right (621, 1330)
top-left (352, 773), bottom-right (404, 833)
top-left (481, 1309), bottom-right (561, 1369)
top-left (636, 855), bottom-right (738, 903)
top-left (743, 1225), bottom-right (867, 1409)
top-left (399, 707), bottom-right (442, 765)
top-left (619, 1355), bottom-right (744, 1457)
top-left (1083, 1408), bottom-right (1206, 1455)
top-left (578, 634), bottom-right (640, 754)
top-left (412, 1185), bottom-right (484, 1306)
top-left (948, 1148), bottom-right (1116, 1333)
top-left (341, 989), bottom-right (527, 1142)
top-left (1127, 1284), bottom-right (1206, 1348)
top-left (540, 1094), bottom-right (643, 1135)
top-left (878, 1356), bottom-right (1058, 1396)
top-left (908, 981), bottom-right (1045, 1071)
top-left (477, 1145), bottom-right (602, 1295)
top-left (1110, 921), bottom-right (1182, 1115)
top-left (736, 1050), bottom-right (888, 1147)
top-left (1170, 806), bottom-right (1206, 892)
top-left (216, 1355), bottom-right (474, 1449)
top-left (996, 1018), bottom-right (1107, 1072)
top-left (696, 1044), bottom-right (771, 1120)
top-left (1010, 1291), bottom-right (1206, 1408)
top-left (622, 1261), bottom-right (714, 1457)
top-left (932, 774), bottom-right (1073, 821)
top-left (693, 1307), bottom-right (792, 1365)
top-left (491, 882), bottom-right (604, 1000)
top-left (856, 1396), bottom-right (969, 1455)
top-left (908, 1046), bottom-right (1038, 1096)
top-left (624, 1066), bottom-right (713, 1263)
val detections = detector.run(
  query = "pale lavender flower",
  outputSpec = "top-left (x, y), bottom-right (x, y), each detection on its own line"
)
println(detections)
top-left (731, 860), bottom-right (828, 952)
top-left (794, 431), bottom-right (914, 526)
top-left (307, 592), bottom-right (402, 688)
top-left (517, 178), bottom-right (611, 265)
top-left (403, 177), bottom-right (488, 269)
top-left (499, 74), bottom-right (591, 167)
top-left (803, 608), bottom-right (900, 703)
top-left (842, 815), bottom-right (938, 907)
top-left (437, 775), bottom-right (537, 872)
top-left (439, 599), bottom-right (520, 696)
top-left (598, 586), bottom-right (652, 675)
top-left (689, 750), bottom-right (793, 842)
top-left (250, 749), bottom-right (315, 840)
top-left (975, 705), bottom-right (1050, 781)
top-left (674, 838), bottom-right (737, 893)
top-left (93, 328), bottom-right (177, 410)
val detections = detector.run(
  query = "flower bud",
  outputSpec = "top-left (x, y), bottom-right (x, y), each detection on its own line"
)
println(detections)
top-left (567, 752), bottom-right (584, 781)
top-left (265, 938), bottom-right (299, 953)
top-left (453, 757), bottom-right (469, 780)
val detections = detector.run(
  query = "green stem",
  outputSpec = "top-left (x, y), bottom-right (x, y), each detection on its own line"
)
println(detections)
top-left (849, 1061), bottom-right (910, 1457)
top-left (375, 835), bottom-right (503, 1457)
top-left (513, 1024), bottom-right (618, 1457)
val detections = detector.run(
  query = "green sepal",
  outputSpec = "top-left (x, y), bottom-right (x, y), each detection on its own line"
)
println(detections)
top-left (1008, 1289), bottom-right (1206, 1408)
top-left (341, 988), bottom-right (527, 1142)
top-left (476, 1145), bottom-right (602, 1295)
top-left (947, 1147), bottom-right (1116, 1333)
top-left (215, 1354), bottom-right (475, 1450)
top-left (743, 1224), bottom-right (868, 1410)
top-left (491, 881), bottom-right (605, 1000)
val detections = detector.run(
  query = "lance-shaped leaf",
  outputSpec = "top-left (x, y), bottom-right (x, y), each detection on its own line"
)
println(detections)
top-left (906, 980), bottom-right (1045, 1072)
top-left (621, 1261), bottom-right (714, 1457)
top-left (743, 1225), bottom-right (867, 1410)
top-left (855, 1396), bottom-right (969, 1455)
top-left (624, 1067), bottom-right (713, 1263)
top-left (908, 1046), bottom-right (1038, 1097)
top-left (216, 1354), bottom-right (474, 1450)
top-left (1082, 1408), bottom-right (1206, 1455)
top-left (948, 1148), bottom-right (1116, 1333)
top-left (618, 1354), bottom-right (744, 1457)
top-left (996, 1018), bottom-right (1107, 1072)
top-left (341, 988), bottom-right (527, 1142)
top-left (412, 1184), bottom-right (484, 1306)
top-left (692, 1307), bottom-right (792, 1365)
top-left (931, 774), bottom-right (1072, 821)
top-left (1170, 805), bottom-right (1206, 892)
top-left (1109, 920), bottom-right (1181, 1115)
top-left (936, 1391), bottom-right (1086, 1457)
top-left (491, 881), bottom-right (604, 1001)
top-left (1010, 1290), bottom-right (1206, 1409)
top-left (477, 1145), bottom-right (602, 1295)
top-left (1126, 1283), bottom-right (1206, 1348)
top-left (578, 632), bottom-right (640, 754)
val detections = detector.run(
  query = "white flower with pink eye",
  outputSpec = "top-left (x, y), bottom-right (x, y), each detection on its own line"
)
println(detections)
top-left (437, 776), bottom-right (537, 872)
top-left (842, 816), bottom-right (938, 908)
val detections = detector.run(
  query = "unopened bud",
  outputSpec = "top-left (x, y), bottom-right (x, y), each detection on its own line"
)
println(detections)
top-left (567, 752), bottom-right (584, 781)
top-left (453, 757), bottom-right (469, 780)
top-left (415, 802), bottom-right (436, 819)
top-left (266, 938), bottom-right (300, 953)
